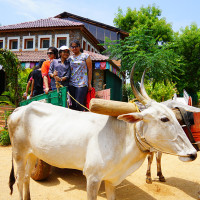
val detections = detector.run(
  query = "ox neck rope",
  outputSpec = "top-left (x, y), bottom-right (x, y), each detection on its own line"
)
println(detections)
top-left (134, 124), bottom-right (150, 153)
top-left (133, 124), bottom-right (191, 157)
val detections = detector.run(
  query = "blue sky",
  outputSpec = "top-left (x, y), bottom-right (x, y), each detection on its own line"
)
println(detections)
top-left (0, 0), bottom-right (200, 32)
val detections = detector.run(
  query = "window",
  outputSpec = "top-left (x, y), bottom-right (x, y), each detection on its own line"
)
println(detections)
top-left (27, 40), bottom-right (33, 49)
top-left (97, 27), bottom-right (105, 44)
top-left (55, 34), bottom-right (69, 48)
top-left (11, 40), bottom-right (18, 49)
top-left (82, 37), bottom-right (87, 50)
top-left (41, 39), bottom-right (49, 48)
top-left (88, 45), bottom-right (90, 51)
top-left (7, 37), bottom-right (20, 51)
top-left (83, 40), bottom-right (86, 50)
top-left (57, 38), bottom-right (66, 47)
top-left (22, 36), bottom-right (35, 51)
top-left (0, 37), bottom-right (5, 49)
top-left (38, 35), bottom-right (52, 50)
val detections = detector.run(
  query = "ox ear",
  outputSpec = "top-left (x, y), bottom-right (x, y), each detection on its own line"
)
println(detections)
top-left (117, 113), bottom-right (143, 123)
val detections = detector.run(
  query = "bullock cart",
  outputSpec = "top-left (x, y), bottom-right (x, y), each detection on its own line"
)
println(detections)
top-left (9, 64), bottom-right (197, 200)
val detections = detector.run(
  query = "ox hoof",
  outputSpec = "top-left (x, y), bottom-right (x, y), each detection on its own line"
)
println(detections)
top-left (146, 177), bottom-right (152, 184)
top-left (159, 176), bottom-right (166, 182)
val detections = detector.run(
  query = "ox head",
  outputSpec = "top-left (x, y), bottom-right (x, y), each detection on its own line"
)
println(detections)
top-left (118, 64), bottom-right (197, 162)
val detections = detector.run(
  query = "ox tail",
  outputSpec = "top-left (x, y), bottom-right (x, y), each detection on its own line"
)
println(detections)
top-left (9, 155), bottom-right (15, 195)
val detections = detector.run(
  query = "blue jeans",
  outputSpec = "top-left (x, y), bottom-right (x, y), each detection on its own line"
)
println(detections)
top-left (68, 85), bottom-right (88, 111)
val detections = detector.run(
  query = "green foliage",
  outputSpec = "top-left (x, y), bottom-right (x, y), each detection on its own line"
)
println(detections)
top-left (0, 128), bottom-right (10, 146)
top-left (173, 23), bottom-right (200, 94)
top-left (145, 80), bottom-right (177, 102)
top-left (104, 31), bottom-right (181, 84)
top-left (122, 83), bottom-right (135, 102)
top-left (18, 68), bottom-right (32, 101)
top-left (0, 49), bottom-right (21, 106)
top-left (114, 5), bottom-right (174, 43)
top-left (0, 93), bottom-right (14, 106)
top-left (123, 80), bottom-right (177, 103)
top-left (0, 68), bottom-right (31, 105)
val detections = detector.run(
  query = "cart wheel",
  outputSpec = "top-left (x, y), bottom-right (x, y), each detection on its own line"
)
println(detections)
top-left (31, 159), bottom-right (51, 181)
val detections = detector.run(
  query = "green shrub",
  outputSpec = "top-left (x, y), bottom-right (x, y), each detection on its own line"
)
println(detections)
top-left (1, 68), bottom-right (32, 105)
top-left (122, 83), bottom-right (135, 102)
top-left (0, 93), bottom-right (14, 106)
top-left (0, 128), bottom-right (10, 146)
top-left (123, 80), bottom-right (177, 102)
top-left (145, 80), bottom-right (178, 102)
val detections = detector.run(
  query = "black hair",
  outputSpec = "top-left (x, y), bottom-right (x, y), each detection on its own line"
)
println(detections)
top-left (34, 59), bottom-right (46, 70)
top-left (70, 40), bottom-right (81, 47)
top-left (80, 48), bottom-right (83, 53)
top-left (48, 47), bottom-right (58, 59)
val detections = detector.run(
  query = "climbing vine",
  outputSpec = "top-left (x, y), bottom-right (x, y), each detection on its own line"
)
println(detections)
top-left (0, 49), bottom-right (21, 106)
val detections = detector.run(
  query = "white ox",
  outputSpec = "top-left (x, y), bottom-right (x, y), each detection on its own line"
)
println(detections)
top-left (8, 66), bottom-right (197, 200)
top-left (138, 70), bottom-right (200, 184)
top-left (145, 100), bottom-right (200, 184)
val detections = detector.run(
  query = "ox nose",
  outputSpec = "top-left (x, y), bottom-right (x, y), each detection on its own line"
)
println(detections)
top-left (188, 153), bottom-right (197, 161)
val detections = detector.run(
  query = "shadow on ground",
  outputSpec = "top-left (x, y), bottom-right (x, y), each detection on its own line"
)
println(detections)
top-left (35, 167), bottom-right (156, 200)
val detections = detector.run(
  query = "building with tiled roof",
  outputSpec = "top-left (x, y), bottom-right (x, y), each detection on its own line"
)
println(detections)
top-left (0, 12), bottom-right (128, 100)
top-left (0, 17), bottom-right (83, 31)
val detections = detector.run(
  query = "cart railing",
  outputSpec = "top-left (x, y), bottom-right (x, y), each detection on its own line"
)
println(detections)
top-left (19, 87), bottom-right (67, 107)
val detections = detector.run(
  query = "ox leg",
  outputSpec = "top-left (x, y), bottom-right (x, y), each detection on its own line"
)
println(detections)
top-left (105, 181), bottom-right (115, 200)
top-left (156, 152), bottom-right (166, 182)
top-left (86, 176), bottom-right (101, 200)
top-left (146, 152), bottom-right (154, 184)
top-left (24, 154), bottom-right (37, 200)
top-left (15, 154), bottom-right (27, 200)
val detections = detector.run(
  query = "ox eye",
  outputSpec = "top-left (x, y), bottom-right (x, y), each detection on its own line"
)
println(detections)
top-left (160, 117), bottom-right (169, 122)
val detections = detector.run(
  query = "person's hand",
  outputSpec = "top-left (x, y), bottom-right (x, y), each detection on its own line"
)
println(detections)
top-left (88, 83), bottom-right (92, 91)
top-left (55, 76), bottom-right (60, 82)
top-left (53, 70), bottom-right (58, 76)
top-left (44, 87), bottom-right (49, 94)
top-left (23, 92), bottom-right (27, 100)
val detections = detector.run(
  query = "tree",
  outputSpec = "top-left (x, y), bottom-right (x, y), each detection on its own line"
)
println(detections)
top-left (114, 5), bottom-right (174, 43)
top-left (104, 30), bottom-right (181, 84)
top-left (0, 49), bottom-right (21, 106)
top-left (174, 23), bottom-right (200, 102)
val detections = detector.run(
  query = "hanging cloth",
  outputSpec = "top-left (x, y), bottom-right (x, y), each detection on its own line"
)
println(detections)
top-left (86, 87), bottom-right (96, 109)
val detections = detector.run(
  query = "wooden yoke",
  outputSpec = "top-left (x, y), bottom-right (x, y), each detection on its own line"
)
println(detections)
top-left (89, 98), bottom-right (139, 117)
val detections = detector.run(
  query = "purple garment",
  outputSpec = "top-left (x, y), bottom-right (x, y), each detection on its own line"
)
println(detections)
top-left (49, 58), bottom-right (71, 89)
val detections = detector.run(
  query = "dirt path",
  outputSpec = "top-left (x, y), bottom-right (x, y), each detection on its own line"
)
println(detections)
top-left (0, 146), bottom-right (200, 200)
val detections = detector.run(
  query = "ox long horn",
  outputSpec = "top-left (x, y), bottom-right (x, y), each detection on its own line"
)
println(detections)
top-left (130, 63), bottom-right (148, 105)
top-left (140, 69), bottom-right (151, 100)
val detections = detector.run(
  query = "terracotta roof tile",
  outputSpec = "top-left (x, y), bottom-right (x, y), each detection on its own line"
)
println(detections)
top-left (84, 50), bottom-right (109, 61)
top-left (0, 18), bottom-right (83, 30)
top-left (13, 50), bottom-right (109, 62)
